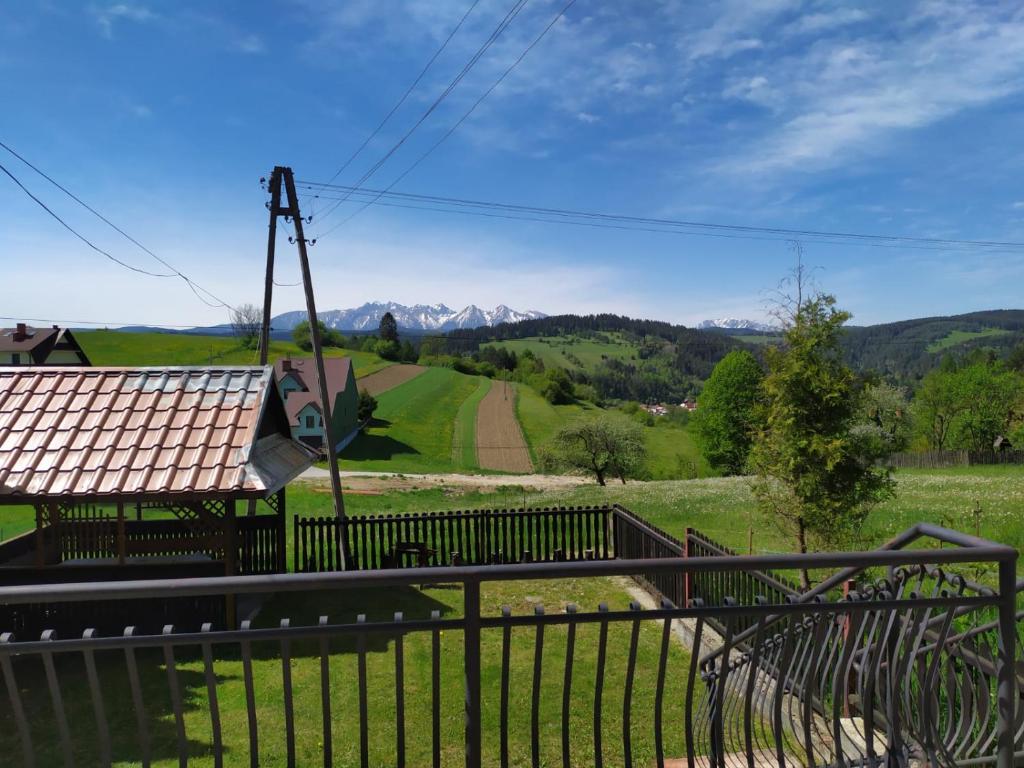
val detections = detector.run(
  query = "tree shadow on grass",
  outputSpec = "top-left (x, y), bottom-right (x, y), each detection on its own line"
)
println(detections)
top-left (0, 586), bottom-right (458, 766)
top-left (249, 585), bottom-right (455, 657)
top-left (342, 433), bottom-right (420, 461)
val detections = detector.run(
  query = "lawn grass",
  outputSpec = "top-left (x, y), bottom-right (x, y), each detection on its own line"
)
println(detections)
top-left (0, 575), bottom-right (692, 768)
top-left (451, 377), bottom-right (491, 470)
top-left (925, 327), bottom-right (1013, 353)
top-left (77, 330), bottom-right (391, 377)
top-left (341, 367), bottom-right (483, 474)
top-left (642, 424), bottom-right (709, 480)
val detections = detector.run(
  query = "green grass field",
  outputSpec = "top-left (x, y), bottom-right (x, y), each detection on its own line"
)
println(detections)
top-left (452, 376), bottom-right (491, 469)
top-left (925, 327), bottom-right (1013, 353)
top-left (484, 334), bottom-right (638, 372)
top-left (77, 330), bottom-right (392, 378)
top-left (341, 367), bottom-right (483, 473)
top-left (513, 383), bottom-right (597, 463)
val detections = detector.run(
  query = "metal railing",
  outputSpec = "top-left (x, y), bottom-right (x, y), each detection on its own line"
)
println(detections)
top-left (0, 523), bottom-right (1017, 768)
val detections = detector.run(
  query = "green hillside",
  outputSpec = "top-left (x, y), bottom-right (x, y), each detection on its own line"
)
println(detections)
top-left (484, 334), bottom-right (639, 372)
top-left (77, 330), bottom-right (392, 377)
top-left (341, 366), bottom-right (483, 473)
top-left (842, 310), bottom-right (1024, 380)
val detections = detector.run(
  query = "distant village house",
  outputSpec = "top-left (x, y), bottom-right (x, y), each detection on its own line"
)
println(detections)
top-left (0, 323), bottom-right (90, 366)
top-left (274, 357), bottom-right (359, 452)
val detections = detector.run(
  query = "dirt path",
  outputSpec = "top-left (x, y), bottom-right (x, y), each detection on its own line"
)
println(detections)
top-left (356, 364), bottom-right (426, 396)
top-left (475, 379), bottom-right (533, 473)
top-left (297, 468), bottom-right (589, 493)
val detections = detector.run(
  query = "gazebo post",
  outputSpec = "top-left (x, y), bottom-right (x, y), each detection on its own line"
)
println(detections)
top-left (33, 504), bottom-right (44, 567)
top-left (276, 488), bottom-right (287, 574)
top-left (224, 499), bottom-right (238, 629)
top-left (48, 502), bottom-right (61, 565)
top-left (116, 502), bottom-right (126, 565)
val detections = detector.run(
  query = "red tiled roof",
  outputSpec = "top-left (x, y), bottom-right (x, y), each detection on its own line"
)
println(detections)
top-left (273, 357), bottom-right (352, 426)
top-left (0, 366), bottom-right (317, 501)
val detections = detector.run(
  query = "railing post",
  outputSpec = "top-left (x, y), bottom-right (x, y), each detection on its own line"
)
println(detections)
top-left (464, 577), bottom-right (482, 768)
top-left (995, 555), bottom-right (1018, 768)
top-left (683, 527), bottom-right (692, 607)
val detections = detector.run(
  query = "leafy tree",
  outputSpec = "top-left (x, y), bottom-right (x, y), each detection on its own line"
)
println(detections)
top-left (749, 295), bottom-right (894, 584)
top-left (357, 390), bottom-right (378, 425)
top-left (230, 303), bottom-right (262, 349)
top-left (693, 350), bottom-right (763, 474)
top-left (379, 312), bottom-right (399, 343)
top-left (914, 362), bottom-right (1023, 450)
top-left (540, 367), bottom-right (575, 404)
top-left (375, 339), bottom-right (402, 362)
top-left (854, 381), bottom-right (912, 455)
top-left (542, 417), bottom-right (647, 485)
top-left (400, 340), bottom-right (418, 363)
top-left (291, 320), bottom-right (343, 351)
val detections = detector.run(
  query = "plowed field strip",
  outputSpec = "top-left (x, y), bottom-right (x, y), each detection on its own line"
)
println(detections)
top-left (357, 364), bottom-right (426, 396)
top-left (476, 380), bottom-right (533, 473)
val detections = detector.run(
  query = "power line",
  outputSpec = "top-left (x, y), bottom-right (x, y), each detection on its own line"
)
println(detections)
top-left (312, 0), bottom-right (530, 232)
top-left (0, 140), bottom-right (235, 310)
top-left (315, 0), bottom-right (578, 239)
top-left (0, 160), bottom-right (177, 278)
top-left (319, 0), bottom-right (483, 190)
top-left (296, 180), bottom-right (1024, 254)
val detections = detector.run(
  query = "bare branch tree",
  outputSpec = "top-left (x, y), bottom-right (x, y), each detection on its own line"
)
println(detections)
top-left (765, 241), bottom-right (821, 328)
top-left (230, 303), bottom-right (263, 350)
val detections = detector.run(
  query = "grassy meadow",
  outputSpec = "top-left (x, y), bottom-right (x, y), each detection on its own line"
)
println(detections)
top-left (452, 376), bottom-right (491, 468)
top-left (77, 330), bottom-right (392, 378)
top-left (483, 334), bottom-right (639, 373)
top-left (341, 367), bottom-right (483, 473)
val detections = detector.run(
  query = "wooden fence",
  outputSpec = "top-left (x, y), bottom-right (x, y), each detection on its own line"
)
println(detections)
top-left (52, 516), bottom-right (283, 575)
top-left (886, 449), bottom-right (1024, 469)
top-left (294, 506), bottom-right (614, 572)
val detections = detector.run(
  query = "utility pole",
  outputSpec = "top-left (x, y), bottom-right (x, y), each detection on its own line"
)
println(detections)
top-left (261, 166), bottom-right (348, 565)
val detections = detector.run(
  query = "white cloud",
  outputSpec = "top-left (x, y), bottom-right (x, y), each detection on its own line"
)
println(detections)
top-left (129, 104), bottom-right (152, 118)
top-left (713, 2), bottom-right (1024, 175)
top-left (1012, 201), bottom-right (1024, 209)
top-left (91, 3), bottom-right (156, 38)
top-left (784, 8), bottom-right (869, 36)
top-left (232, 34), bottom-right (265, 54)
top-left (576, 111), bottom-right (600, 124)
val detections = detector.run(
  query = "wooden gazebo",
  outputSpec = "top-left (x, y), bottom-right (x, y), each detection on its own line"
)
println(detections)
top-left (0, 366), bottom-right (317, 581)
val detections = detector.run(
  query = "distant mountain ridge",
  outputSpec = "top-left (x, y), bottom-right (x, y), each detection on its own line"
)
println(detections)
top-left (270, 301), bottom-right (546, 332)
top-left (698, 318), bottom-right (777, 333)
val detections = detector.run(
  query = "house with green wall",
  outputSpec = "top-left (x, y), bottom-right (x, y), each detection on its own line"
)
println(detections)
top-left (273, 356), bottom-right (359, 452)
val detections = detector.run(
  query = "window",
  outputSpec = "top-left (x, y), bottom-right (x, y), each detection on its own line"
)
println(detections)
top-left (11, 353), bottom-right (19, 364)
top-left (305, 415), bottom-right (314, 429)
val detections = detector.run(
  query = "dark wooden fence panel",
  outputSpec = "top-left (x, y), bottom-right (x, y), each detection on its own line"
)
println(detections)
top-left (0, 529), bottom-right (38, 565)
top-left (54, 516), bottom-right (282, 575)
top-left (294, 506), bottom-right (613, 572)
top-left (886, 449), bottom-right (1024, 468)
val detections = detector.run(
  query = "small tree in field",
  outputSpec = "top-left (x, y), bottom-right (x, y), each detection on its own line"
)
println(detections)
top-left (230, 303), bottom-right (262, 349)
top-left (694, 350), bottom-right (763, 474)
top-left (543, 416), bottom-right (646, 485)
top-left (379, 312), bottom-right (399, 343)
top-left (357, 390), bottom-right (378, 426)
top-left (749, 294), bottom-right (893, 586)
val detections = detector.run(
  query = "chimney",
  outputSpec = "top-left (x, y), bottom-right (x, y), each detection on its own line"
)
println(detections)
top-left (282, 359), bottom-right (292, 372)
top-left (13, 323), bottom-right (27, 341)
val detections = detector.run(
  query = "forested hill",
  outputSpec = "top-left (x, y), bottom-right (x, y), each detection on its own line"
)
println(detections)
top-left (444, 313), bottom-right (742, 401)
top-left (842, 309), bottom-right (1024, 381)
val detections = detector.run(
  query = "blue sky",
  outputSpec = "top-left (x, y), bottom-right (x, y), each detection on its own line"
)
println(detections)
top-left (2, 1), bottom-right (1024, 328)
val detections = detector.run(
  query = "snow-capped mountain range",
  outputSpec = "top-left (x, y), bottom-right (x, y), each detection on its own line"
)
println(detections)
top-left (697, 318), bottom-right (777, 333)
top-left (271, 302), bottom-right (547, 332)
